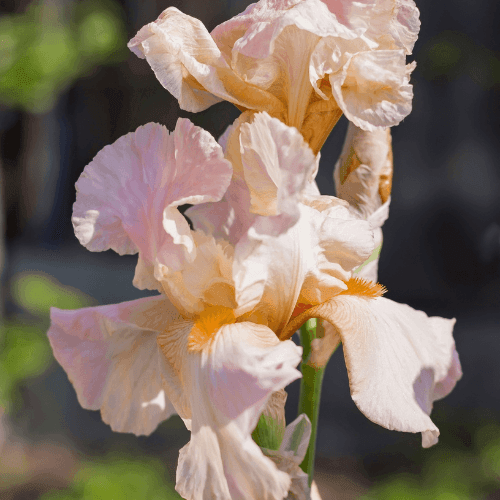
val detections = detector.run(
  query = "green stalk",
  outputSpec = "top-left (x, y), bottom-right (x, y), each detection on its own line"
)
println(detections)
top-left (298, 319), bottom-right (325, 486)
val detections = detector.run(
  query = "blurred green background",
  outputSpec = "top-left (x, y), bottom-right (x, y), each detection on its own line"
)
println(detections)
top-left (1, 0), bottom-right (500, 499)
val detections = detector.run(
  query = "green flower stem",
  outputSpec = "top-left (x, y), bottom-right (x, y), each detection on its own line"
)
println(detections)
top-left (298, 319), bottom-right (325, 486)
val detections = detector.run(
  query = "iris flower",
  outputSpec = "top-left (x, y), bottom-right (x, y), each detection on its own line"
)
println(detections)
top-left (48, 112), bottom-right (460, 499)
top-left (189, 112), bottom-right (462, 449)
top-left (48, 114), bottom-right (374, 499)
top-left (128, 0), bottom-right (418, 154)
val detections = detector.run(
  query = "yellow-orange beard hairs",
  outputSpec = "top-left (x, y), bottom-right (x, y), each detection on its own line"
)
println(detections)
top-left (279, 277), bottom-right (386, 341)
top-left (187, 305), bottom-right (236, 352)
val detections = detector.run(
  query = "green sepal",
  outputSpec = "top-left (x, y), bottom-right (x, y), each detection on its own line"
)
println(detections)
top-left (252, 413), bottom-right (285, 451)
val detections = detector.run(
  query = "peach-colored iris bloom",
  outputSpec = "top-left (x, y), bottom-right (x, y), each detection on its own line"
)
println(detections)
top-left (48, 113), bottom-right (460, 499)
top-left (128, 0), bottom-right (419, 154)
top-left (189, 112), bottom-right (461, 449)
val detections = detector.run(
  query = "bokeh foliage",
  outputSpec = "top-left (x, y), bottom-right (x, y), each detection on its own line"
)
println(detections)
top-left (417, 31), bottom-right (500, 89)
top-left (40, 456), bottom-right (182, 500)
top-left (362, 423), bottom-right (500, 499)
top-left (0, 0), bottom-right (127, 113)
top-left (0, 272), bottom-right (94, 412)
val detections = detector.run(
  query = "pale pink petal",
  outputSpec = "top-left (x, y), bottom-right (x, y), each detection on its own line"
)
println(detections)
top-left (214, 0), bottom-right (359, 62)
top-left (72, 119), bottom-right (232, 289)
top-left (226, 111), bottom-right (319, 245)
top-left (322, 0), bottom-right (420, 54)
top-left (291, 295), bottom-right (459, 446)
top-left (433, 345), bottom-right (462, 401)
top-left (235, 204), bottom-right (373, 332)
top-left (128, 8), bottom-right (224, 112)
top-left (390, 0), bottom-right (420, 54)
top-left (298, 200), bottom-right (375, 305)
top-left (334, 123), bottom-right (393, 282)
top-left (185, 120), bottom-right (242, 242)
top-left (212, 0), bottom-right (356, 132)
top-left (262, 414), bottom-right (312, 500)
top-left (191, 112), bottom-right (258, 247)
top-left (322, 0), bottom-right (375, 30)
top-left (185, 200), bottom-right (235, 240)
top-left (129, 7), bottom-right (284, 114)
top-left (240, 112), bottom-right (317, 221)
top-left (156, 230), bottom-right (236, 316)
top-left (368, 0), bottom-right (420, 54)
top-left (334, 124), bottom-right (393, 216)
top-left (47, 296), bottom-right (182, 436)
top-left (188, 111), bottom-right (317, 247)
top-left (330, 51), bottom-right (415, 130)
top-left (160, 322), bottom-right (302, 500)
top-left (352, 201), bottom-right (389, 282)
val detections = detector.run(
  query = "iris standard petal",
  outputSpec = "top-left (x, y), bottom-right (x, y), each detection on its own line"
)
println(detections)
top-left (235, 203), bottom-right (373, 331)
top-left (72, 119), bottom-right (232, 289)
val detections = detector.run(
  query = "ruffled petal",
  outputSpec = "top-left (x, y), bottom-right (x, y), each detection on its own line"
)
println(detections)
top-left (129, 7), bottom-right (285, 114)
top-left (334, 124), bottom-right (393, 213)
top-left (215, 0), bottom-right (359, 62)
top-left (213, 0), bottom-right (356, 134)
top-left (283, 295), bottom-right (460, 446)
top-left (235, 203), bottom-right (373, 332)
top-left (72, 119), bottom-right (232, 289)
top-left (323, 0), bottom-right (420, 53)
top-left (188, 112), bottom-right (319, 247)
top-left (47, 296), bottom-right (181, 436)
top-left (330, 50), bottom-right (415, 130)
top-left (128, 8), bottom-right (224, 112)
top-left (240, 112), bottom-right (317, 221)
top-left (156, 230), bottom-right (236, 317)
top-left (297, 199), bottom-right (375, 305)
top-left (158, 322), bottom-right (302, 500)
top-left (388, 0), bottom-right (420, 54)
top-left (334, 123), bottom-right (393, 281)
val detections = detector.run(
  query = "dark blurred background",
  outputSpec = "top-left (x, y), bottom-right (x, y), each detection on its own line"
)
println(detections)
top-left (1, 0), bottom-right (499, 499)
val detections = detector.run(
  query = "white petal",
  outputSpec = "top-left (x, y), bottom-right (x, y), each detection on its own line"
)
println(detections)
top-left (293, 295), bottom-right (459, 445)
top-left (47, 296), bottom-right (181, 436)
top-left (172, 322), bottom-right (302, 500)
top-left (72, 119), bottom-right (232, 289)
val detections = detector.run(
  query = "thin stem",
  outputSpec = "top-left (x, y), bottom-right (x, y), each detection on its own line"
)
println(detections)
top-left (298, 319), bottom-right (325, 486)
